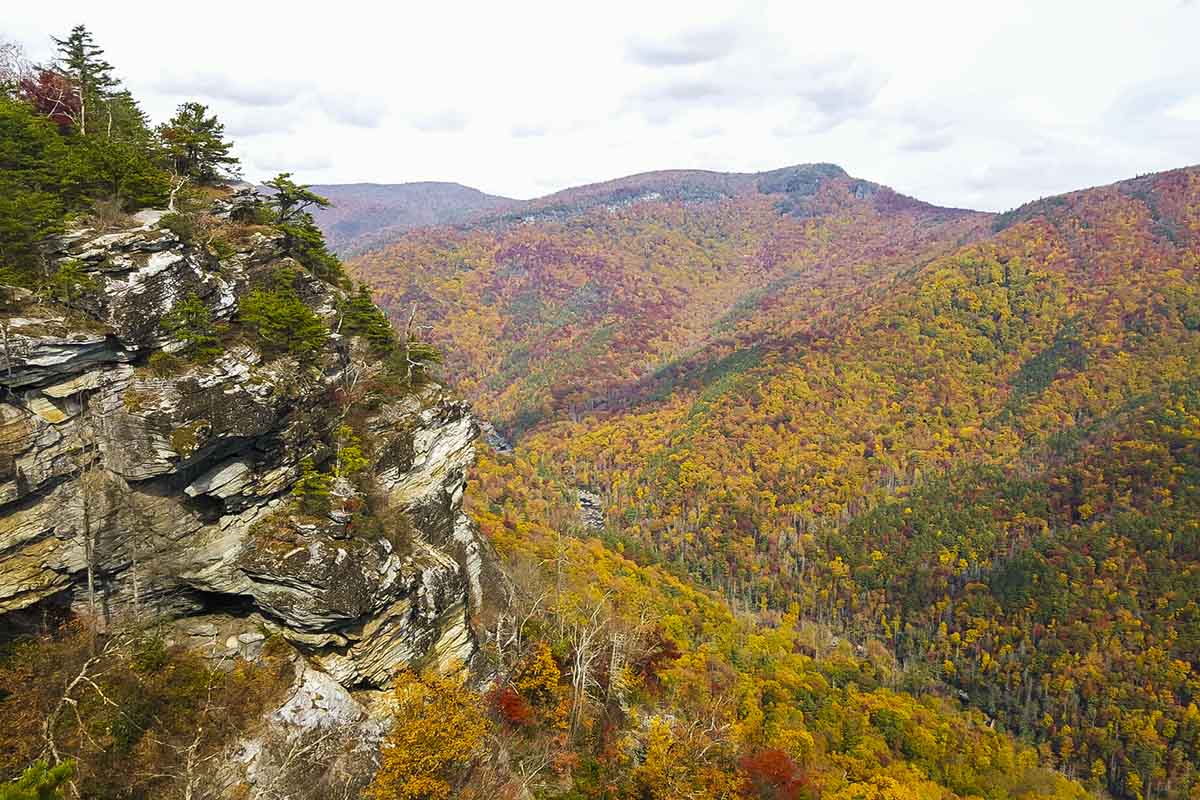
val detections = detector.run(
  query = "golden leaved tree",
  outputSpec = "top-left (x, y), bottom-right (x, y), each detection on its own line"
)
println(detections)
top-left (367, 670), bottom-right (488, 800)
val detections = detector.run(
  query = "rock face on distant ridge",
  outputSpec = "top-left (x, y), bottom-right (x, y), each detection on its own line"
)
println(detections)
top-left (0, 202), bottom-right (492, 689)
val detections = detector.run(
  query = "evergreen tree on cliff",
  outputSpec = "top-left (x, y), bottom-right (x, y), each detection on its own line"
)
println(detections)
top-left (264, 173), bottom-right (347, 285)
top-left (158, 102), bottom-right (238, 184)
top-left (50, 25), bottom-right (114, 136)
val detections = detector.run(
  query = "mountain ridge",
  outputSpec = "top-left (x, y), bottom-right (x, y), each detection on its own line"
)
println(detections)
top-left (316, 162), bottom-right (983, 256)
top-left (316, 162), bottom-right (1200, 258)
top-left (307, 180), bottom-right (517, 255)
top-left (346, 159), bottom-right (995, 436)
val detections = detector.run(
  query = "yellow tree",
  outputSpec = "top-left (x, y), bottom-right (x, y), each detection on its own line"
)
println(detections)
top-left (824, 772), bottom-right (952, 800)
top-left (367, 670), bottom-right (488, 800)
top-left (628, 716), bottom-right (740, 800)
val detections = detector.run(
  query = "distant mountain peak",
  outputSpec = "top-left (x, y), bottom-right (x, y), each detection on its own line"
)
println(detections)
top-left (312, 162), bottom-right (970, 255)
top-left (306, 182), bottom-right (517, 256)
top-left (754, 162), bottom-right (848, 194)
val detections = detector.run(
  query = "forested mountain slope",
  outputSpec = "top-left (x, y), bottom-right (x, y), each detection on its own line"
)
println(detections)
top-left (307, 181), bottom-right (516, 256)
top-left (0, 25), bottom-right (1098, 800)
top-left (346, 164), bottom-right (1200, 798)
top-left (350, 163), bottom-right (988, 435)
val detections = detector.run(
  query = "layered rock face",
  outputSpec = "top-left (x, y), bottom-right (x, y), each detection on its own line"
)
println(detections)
top-left (0, 208), bottom-right (489, 687)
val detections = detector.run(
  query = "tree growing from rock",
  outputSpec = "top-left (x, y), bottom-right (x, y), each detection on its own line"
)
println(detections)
top-left (45, 260), bottom-right (95, 305)
top-left (292, 458), bottom-right (334, 516)
top-left (160, 291), bottom-right (221, 361)
top-left (384, 304), bottom-right (442, 389)
top-left (264, 174), bottom-right (347, 286)
top-left (237, 268), bottom-right (329, 357)
top-left (338, 285), bottom-right (395, 353)
top-left (264, 173), bottom-right (329, 224)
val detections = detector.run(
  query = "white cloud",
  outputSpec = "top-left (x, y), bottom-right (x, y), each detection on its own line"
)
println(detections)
top-left (1166, 96), bottom-right (1200, 122)
top-left (249, 149), bottom-right (334, 174)
top-left (406, 108), bottom-right (470, 133)
top-left (316, 92), bottom-right (388, 128)
top-left (6, 0), bottom-right (1198, 210)
top-left (151, 72), bottom-right (303, 107)
top-left (626, 25), bottom-right (743, 66)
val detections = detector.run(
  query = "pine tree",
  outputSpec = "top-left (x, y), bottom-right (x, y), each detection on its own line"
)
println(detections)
top-left (69, 135), bottom-right (168, 206)
top-left (0, 96), bottom-right (68, 281)
top-left (44, 27), bottom-right (167, 206)
top-left (263, 174), bottom-right (346, 286)
top-left (334, 425), bottom-right (368, 479)
top-left (292, 458), bottom-right (333, 516)
top-left (384, 335), bottom-right (442, 389)
top-left (339, 285), bottom-right (396, 352)
top-left (0, 760), bottom-right (73, 800)
top-left (158, 102), bottom-right (238, 183)
top-left (99, 89), bottom-right (154, 143)
top-left (264, 172), bottom-right (330, 225)
top-left (51, 25), bottom-right (115, 136)
top-left (161, 291), bottom-right (222, 361)
top-left (237, 269), bottom-right (329, 357)
top-left (46, 259), bottom-right (95, 305)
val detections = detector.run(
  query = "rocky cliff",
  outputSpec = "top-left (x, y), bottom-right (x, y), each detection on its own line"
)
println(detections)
top-left (0, 198), bottom-right (492, 689)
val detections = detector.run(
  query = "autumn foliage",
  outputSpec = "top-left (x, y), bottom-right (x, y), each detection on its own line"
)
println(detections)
top-left (367, 670), bottom-right (489, 800)
top-left (359, 164), bottom-right (1200, 799)
top-left (464, 446), bottom-right (1090, 799)
top-left (0, 620), bottom-right (294, 797)
top-left (738, 748), bottom-right (810, 800)
top-left (491, 685), bottom-right (534, 727)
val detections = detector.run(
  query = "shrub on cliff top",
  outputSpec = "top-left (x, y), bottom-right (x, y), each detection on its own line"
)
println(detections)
top-left (44, 259), bottom-right (96, 305)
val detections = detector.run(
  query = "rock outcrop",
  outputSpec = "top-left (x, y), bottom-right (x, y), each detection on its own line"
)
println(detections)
top-left (0, 207), bottom-right (491, 687)
top-left (577, 487), bottom-right (605, 532)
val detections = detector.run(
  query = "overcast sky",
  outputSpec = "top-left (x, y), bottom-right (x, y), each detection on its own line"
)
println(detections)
top-left (7, 0), bottom-right (1198, 211)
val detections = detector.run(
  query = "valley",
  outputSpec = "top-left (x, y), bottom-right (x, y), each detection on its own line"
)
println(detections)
top-left (342, 162), bottom-right (1200, 798)
top-left (0, 15), bottom-right (1197, 800)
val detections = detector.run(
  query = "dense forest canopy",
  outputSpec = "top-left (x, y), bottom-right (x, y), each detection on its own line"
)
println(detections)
top-left (348, 155), bottom-right (1200, 799)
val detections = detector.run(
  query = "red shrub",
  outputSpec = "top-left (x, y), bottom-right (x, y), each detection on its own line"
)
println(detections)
top-left (490, 685), bottom-right (533, 727)
top-left (633, 630), bottom-right (682, 694)
top-left (738, 748), bottom-right (810, 800)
